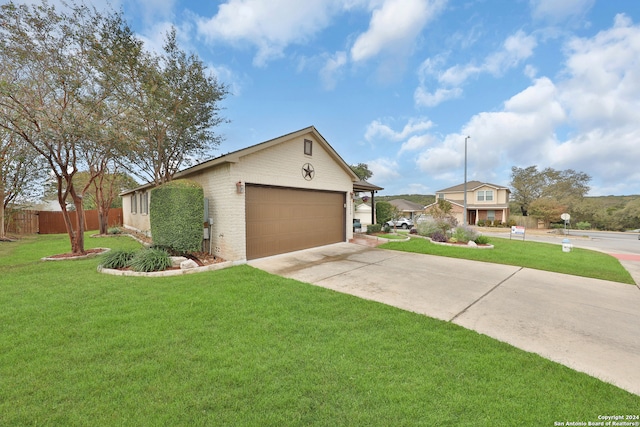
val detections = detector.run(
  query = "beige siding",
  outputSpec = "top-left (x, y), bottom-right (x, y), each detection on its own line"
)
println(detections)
top-left (178, 131), bottom-right (354, 261)
top-left (182, 163), bottom-right (246, 261)
top-left (122, 191), bottom-right (151, 235)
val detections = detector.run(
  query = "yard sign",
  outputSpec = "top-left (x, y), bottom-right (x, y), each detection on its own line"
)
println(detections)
top-left (510, 225), bottom-right (526, 241)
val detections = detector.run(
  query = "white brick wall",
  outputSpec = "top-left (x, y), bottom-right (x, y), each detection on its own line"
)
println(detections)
top-left (184, 132), bottom-right (354, 261)
top-left (123, 129), bottom-right (355, 262)
top-left (121, 192), bottom-right (151, 235)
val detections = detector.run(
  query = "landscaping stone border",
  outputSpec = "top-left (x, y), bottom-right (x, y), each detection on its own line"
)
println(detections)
top-left (41, 248), bottom-right (111, 261)
top-left (411, 234), bottom-right (494, 249)
top-left (355, 233), bottom-right (410, 243)
top-left (97, 259), bottom-right (246, 277)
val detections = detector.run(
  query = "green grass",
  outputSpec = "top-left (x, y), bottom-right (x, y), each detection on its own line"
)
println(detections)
top-left (1, 233), bottom-right (638, 426)
top-left (378, 233), bottom-right (407, 239)
top-left (379, 236), bottom-right (635, 284)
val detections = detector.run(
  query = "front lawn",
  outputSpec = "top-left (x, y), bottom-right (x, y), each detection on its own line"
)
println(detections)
top-left (1, 233), bottom-right (638, 425)
top-left (379, 236), bottom-right (635, 284)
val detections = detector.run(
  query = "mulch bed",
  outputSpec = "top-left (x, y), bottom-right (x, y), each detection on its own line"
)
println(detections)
top-left (44, 233), bottom-right (225, 266)
top-left (42, 248), bottom-right (110, 261)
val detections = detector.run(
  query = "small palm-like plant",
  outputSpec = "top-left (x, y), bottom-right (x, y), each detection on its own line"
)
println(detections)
top-left (101, 249), bottom-right (136, 269)
top-left (129, 248), bottom-right (171, 272)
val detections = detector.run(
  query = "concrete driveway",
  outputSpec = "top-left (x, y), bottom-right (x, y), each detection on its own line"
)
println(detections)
top-left (249, 242), bottom-right (640, 396)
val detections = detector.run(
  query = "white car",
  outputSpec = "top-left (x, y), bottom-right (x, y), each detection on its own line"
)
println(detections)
top-left (385, 218), bottom-right (414, 229)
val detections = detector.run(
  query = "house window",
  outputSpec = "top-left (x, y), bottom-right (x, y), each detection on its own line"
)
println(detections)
top-left (487, 210), bottom-right (495, 221)
top-left (438, 193), bottom-right (444, 200)
top-left (131, 193), bottom-right (137, 214)
top-left (140, 192), bottom-right (149, 215)
top-left (477, 190), bottom-right (494, 202)
top-left (304, 139), bottom-right (313, 156)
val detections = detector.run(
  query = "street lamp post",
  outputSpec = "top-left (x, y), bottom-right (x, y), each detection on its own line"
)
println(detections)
top-left (464, 136), bottom-right (470, 226)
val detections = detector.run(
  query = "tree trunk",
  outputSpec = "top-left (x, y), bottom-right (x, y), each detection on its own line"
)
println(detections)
top-left (0, 181), bottom-right (5, 240)
top-left (70, 190), bottom-right (86, 255)
top-left (58, 182), bottom-right (86, 255)
top-left (95, 179), bottom-right (110, 235)
top-left (59, 202), bottom-right (79, 253)
top-left (97, 206), bottom-right (108, 235)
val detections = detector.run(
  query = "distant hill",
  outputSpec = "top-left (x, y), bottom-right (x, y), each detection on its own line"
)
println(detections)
top-left (374, 194), bottom-right (436, 207)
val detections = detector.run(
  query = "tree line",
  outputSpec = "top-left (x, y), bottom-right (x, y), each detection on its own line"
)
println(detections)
top-left (510, 166), bottom-right (639, 230)
top-left (0, 1), bottom-right (227, 251)
top-left (352, 163), bottom-right (639, 231)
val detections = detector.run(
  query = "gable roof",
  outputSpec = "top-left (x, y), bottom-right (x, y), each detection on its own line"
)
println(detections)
top-left (436, 181), bottom-right (510, 193)
top-left (389, 199), bottom-right (425, 211)
top-left (353, 179), bottom-right (383, 192)
top-left (178, 125), bottom-right (358, 180)
top-left (121, 126), bottom-right (361, 195)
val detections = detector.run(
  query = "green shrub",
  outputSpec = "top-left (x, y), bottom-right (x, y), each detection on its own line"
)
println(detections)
top-left (475, 235), bottom-right (491, 245)
top-left (366, 224), bottom-right (382, 234)
top-left (451, 225), bottom-right (478, 243)
top-left (416, 217), bottom-right (456, 237)
top-left (576, 221), bottom-right (591, 230)
top-left (150, 179), bottom-right (204, 254)
top-left (375, 201), bottom-right (393, 225)
top-left (383, 224), bottom-right (391, 233)
top-left (129, 248), bottom-right (171, 272)
top-left (507, 218), bottom-right (517, 227)
top-left (430, 231), bottom-right (447, 242)
top-left (417, 219), bottom-right (438, 237)
top-left (477, 219), bottom-right (486, 227)
top-left (101, 249), bottom-right (136, 269)
top-left (107, 227), bottom-right (122, 235)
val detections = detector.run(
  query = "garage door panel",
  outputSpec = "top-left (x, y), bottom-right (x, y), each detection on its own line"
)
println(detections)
top-left (246, 185), bottom-right (345, 260)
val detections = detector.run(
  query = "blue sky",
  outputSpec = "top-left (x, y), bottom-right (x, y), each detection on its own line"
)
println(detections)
top-left (10, 0), bottom-right (640, 196)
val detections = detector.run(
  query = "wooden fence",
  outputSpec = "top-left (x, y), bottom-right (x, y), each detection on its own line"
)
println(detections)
top-left (5, 209), bottom-right (39, 235)
top-left (5, 208), bottom-right (123, 235)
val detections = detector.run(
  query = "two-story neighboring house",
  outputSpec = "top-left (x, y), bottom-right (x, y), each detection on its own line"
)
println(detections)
top-left (429, 181), bottom-right (511, 225)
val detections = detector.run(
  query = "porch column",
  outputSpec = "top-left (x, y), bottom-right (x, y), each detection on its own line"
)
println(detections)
top-left (371, 191), bottom-right (376, 225)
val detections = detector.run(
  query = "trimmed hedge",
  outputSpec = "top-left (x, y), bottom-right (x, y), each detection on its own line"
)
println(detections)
top-left (150, 179), bottom-right (204, 254)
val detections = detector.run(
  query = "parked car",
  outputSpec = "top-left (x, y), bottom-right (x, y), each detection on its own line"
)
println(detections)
top-left (385, 217), bottom-right (414, 229)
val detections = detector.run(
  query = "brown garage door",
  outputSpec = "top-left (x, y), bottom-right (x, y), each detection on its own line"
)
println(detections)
top-left (246, 185), bottom-right (345, 260)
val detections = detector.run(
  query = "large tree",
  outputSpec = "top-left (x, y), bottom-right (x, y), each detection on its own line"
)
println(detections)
top-left (0, 1), bottom-right (136, 253)
top-left (116, 28), bottom-right (228, 185)
top-left (528, 198), bottom-right (566, 228)
top-left (510, 166), bottom-right (591, 216)
top-left (350, 163), bottom-right (373, 181)
top-left (0, 129), bottom-right (45, 239)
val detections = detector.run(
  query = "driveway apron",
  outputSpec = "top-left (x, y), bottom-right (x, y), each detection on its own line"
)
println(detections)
top-left (248, 242), bottom-right (640, 396)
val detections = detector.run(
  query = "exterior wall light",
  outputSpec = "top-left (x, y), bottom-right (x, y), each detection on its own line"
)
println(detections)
top-left (236, 181), bottom-right (244, 194)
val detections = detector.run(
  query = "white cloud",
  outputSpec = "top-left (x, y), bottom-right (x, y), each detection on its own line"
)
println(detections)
top-left (414, 86), bottom-right (462, 107)
top-left (559, 14), bottom-right (640, 131)
top-left (483, 30), bottom-right (537, 76)
top-left (196, 0), bottom-right (343, 66)
top-left (400, 133), bottom-right (435, 153)
top-left (368, 157), bottom-right (401, 180)
top-left (548, 14), bottom-right (640, 189)
top-left (416, 77), bottom-right (565, 177)
top-left (415, 14), bottom-right (640, 195)
top-left (415, 135), bottom-right (467, 178)
top-left (530, 0), bottom-right (595, 24)
top-left (415, 30), bottom-right (537, 107)
top-left (365, 118), bottom-right (434, 142)
top-left (319, 51), bottom-right (348, 90)
top-left (350, 0), bottom-right (446, 63)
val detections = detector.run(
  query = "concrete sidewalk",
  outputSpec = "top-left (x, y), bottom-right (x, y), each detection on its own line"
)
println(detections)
top-left (249, 242), bottom-right (640, 396)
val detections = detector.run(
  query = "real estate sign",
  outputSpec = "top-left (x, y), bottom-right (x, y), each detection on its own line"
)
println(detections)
top-left (510, 225), bottom-right (526, 240)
